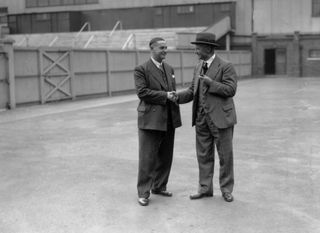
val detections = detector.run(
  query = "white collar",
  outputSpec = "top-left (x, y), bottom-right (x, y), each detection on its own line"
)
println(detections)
top-left (151, 57), bottom-right (163, 69)
top-left (203, 53), bottom-right (216, 68)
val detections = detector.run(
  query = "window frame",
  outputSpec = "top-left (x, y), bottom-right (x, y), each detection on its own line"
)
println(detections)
top-left (312, 0), bottom-right (320, 17)
top-left (25, 0), bottom-right (98, 8)
top-left (177, 5), bottom-right (195, 15)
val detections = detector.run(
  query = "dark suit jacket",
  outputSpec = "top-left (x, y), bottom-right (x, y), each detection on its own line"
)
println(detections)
top-left (134, 59), bottom-right (182, 131)
top-left (178, 55), bottom-right (237, 129)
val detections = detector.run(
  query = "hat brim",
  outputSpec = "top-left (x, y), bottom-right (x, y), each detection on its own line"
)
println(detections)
top-left (191, 41), bottom-right (219, 46)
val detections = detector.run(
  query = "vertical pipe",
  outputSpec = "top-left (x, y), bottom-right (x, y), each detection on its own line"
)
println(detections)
top-left (38, 48), bottom-right (45, 104)
top-left (69, 50), bottom-right (76, 100)
top-left (226, 34), bottom-right (230, 51)
top-left (3, 39), bottom-right (16, 109)
top-left (106, 50), bottom-right (112, 96)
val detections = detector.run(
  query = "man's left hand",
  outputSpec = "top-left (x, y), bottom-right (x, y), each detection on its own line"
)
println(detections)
top-left (199, 75), bottom-right (212, 86)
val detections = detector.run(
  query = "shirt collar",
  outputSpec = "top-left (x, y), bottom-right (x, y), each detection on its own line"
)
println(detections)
top-left (203, 53), bottom-right (216, 68)
top-left (151, 57), bottom-right (163, 69)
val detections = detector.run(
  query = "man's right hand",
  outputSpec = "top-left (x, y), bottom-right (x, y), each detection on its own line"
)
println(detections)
top-left (167, 91), bottom-right (178, 103)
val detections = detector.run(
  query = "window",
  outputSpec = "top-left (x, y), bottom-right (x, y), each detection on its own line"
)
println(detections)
top-left (0, 7), bottom-right (8, 14)
top-left (0, 16), bottom-right (7, 24)
top-left (36, 13), bottom-right (50, 21)
top-left (155, 8), bottom-right (162, 16)
top-left (74, 0), bottom-right (86, 4)
top-left (312, 0), bottom-right (320, 17)
top-left (62, 0), bottom-right (74, 5)
top-left (220, 3), bottom-right (230, 12)
top-left (177, 5), bottom-right (194, 14)
top-left (26, 0), bottom-right (37, 7)
top-left (309, 49), bottom-right (320, 58)
top-left (26, 0), bottom-right (98, 8)
top-left (38, 0), bottom-right (49, 7)
top-left (49, 0), bottom-right (61, 6)
top-left (8, 15), bottom-right (16, 23)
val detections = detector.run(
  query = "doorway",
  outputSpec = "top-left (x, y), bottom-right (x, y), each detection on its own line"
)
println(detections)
top-left (264, 49), bottom-right (275, 74)
top-left (264, 48), bottom-right (287, 75)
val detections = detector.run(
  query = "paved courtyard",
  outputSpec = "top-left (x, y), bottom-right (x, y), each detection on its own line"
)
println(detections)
top-left (0, 77), bottom-right (319, 233)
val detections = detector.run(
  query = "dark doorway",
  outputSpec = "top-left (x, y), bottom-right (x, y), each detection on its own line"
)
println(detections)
top-left (264, 49), bottom-right (275, 74)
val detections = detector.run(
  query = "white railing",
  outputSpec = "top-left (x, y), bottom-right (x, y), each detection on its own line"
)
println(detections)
top-left (73, 22), bottom-right (91, 47)
top-left (84, 35), bottom-right (95, 48)
top-left (122, 33), bottom-right (135, 50)
top-left (109, 21), bottom-right (122, 38)
top-left (49, 36), bottom-right (58, 47)
top-left (16, 36), bottom-right (29, 47)
top-left (76, 22), bottom-right (91, 38)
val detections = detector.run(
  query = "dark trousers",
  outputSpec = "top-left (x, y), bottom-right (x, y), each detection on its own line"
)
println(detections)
top-left (137, 128), bottom-right (175, 198)
top-left (195, 110), bottom-right (234, 195)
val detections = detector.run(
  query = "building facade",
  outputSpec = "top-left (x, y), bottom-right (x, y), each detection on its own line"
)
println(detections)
top-left (1, 0), bottom-right (319, 77)
top-left (252, 0), bottom-right (320, 77)
top-left (1, 0), bottom-right (243, 34)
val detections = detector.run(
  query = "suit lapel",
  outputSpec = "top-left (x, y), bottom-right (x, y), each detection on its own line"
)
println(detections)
top-left (203, 56), bottom-right (221, 93)
top-left (207, 56), bottom-right (221, 80)
top-left (148, 59), bottom-right (167, 89)
top-left (193, 62), bottom-right (202, 95)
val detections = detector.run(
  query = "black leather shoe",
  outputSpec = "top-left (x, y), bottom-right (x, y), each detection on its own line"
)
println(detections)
top-left (138, 197), bottom-right (149, 206)
top-left (222, 193), bottom-right (233, 202)
top-left (189, 193), bottom-right (213, 200)
top-left (151, 190), bottom-right (173, 197)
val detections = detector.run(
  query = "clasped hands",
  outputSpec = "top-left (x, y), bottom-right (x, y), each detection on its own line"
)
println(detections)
top-left (167, 91), bottom-right (178, 103)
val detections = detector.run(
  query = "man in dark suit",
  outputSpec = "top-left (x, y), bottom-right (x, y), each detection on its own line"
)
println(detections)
top-left (134, 37), bottom-right (181, 206)
top-left (177, 32), bottom-right (237, 202)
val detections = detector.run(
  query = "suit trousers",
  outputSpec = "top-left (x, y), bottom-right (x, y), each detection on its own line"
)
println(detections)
top-left (137, 127), bottom-right (175, 198)
top-left (195, 109), bottom-right (234, 195)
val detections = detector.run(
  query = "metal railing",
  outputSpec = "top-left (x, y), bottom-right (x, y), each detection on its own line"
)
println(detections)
top-left (73, 22), bottom-right (91, 47)
top-left (109, 21), bottom-right (122, 38)
top-left (84, 35), bottom-right (95, 48)
top-left (49, 36), bottom-right (58, 47)
top-left (122, 33), bottom-right (135, 50)
top-left (16, 36), bottom-right (29, 47)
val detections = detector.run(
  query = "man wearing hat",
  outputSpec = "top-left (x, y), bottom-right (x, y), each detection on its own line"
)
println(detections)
top-left (134, 37), bottom-right (182, 206)
top-left (177, 32), bottom-right (237, 202)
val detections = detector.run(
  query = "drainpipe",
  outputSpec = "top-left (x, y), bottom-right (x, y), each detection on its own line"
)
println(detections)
top-left (2, 38), bottom-right (16, 109)
top-left (226, 33), bottom-right (230, 51)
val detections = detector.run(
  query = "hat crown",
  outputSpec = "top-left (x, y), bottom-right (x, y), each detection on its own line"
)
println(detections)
top-left (191, 32), bottom-right (219, 46)
top-left (196, 33), bottom-right (216, 43)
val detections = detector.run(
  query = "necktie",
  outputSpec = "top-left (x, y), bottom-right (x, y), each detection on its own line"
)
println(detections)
top-left (159, 64), bottom-right (165, 73)
top-left (159, 64), bottom-right (168, 87)
top-left (202, 62), bottom-right (208, 75)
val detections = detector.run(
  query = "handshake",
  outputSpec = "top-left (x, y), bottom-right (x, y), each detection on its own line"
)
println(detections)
top-left (167, 91), bottom-right (179, 103)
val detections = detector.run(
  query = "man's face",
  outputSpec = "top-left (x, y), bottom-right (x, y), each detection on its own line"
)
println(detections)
top-left (194, 44), bottom-right (211, 61)
top-left (151, 40), bottom-right (167, 62)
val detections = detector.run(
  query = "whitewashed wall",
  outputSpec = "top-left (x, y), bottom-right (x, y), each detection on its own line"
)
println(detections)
top-left (253, 0), bottom-right (320, 34)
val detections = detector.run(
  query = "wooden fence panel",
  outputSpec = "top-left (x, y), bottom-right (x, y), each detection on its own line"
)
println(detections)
top-left (6, 46), bottom-right (251, 107)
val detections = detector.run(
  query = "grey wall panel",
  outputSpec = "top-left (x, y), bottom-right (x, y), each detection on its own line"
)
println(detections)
top-left (73, 50), bottom-right (106, 73)
top-left (15, 76), bottom-right (40, 104)
top-left (110, 71), bottom-right (135, 92)
top-left (14, 50), bottom-right (38, 77)
top-left (74, 73), bottom-right (107, 96)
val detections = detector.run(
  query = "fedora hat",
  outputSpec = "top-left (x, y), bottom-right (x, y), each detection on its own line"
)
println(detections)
top-left (191, 32), bottom-right (219, 47)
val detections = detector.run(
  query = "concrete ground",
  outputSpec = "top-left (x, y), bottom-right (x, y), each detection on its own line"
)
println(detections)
top-left (0, 77), bottom-right (319, 233)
